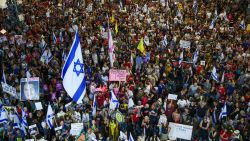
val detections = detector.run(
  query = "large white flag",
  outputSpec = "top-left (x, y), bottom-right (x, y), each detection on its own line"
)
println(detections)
top-left (108, 28), bottom-right (115, 68)
top-left (211, 67), bottom-right (219, 82)
top-left (92, 94), bottom-right (97, 116)
top-left (46, 104), bottom-right (54, 129)
top-left (61, 32), bottom-right (86, 104)
top-left (109, 91), bottom-right (119, 110)
top-left (0, 105), bottom-right (8, 124)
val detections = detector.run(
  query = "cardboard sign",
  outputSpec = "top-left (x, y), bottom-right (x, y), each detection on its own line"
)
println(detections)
top-left (168, 122), bottom-right (193, 140)
top-left (109, 69), bottom-right (128, 81)
top-left (2, 82), bottom-right (18, 99)
top-left (35, 102), bottom-right (43, 110)
top-left (168, 94), bottom-right (178, 100)
top-left (180, 40), bottom-right (191, 48)
top-left (70, 123), bottom-right (83, 136)
top-left (29, 124), bottom-right (39, 135)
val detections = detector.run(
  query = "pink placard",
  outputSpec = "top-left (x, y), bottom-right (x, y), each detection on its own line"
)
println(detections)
top-left (109, 69), bottom-right (128, 81)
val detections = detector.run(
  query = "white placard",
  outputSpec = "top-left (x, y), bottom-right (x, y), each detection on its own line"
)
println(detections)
top-left (25, 139), bottom-right (34, 141)
top-left (0, 29), bottom-right (6, 34)
top-left (35, 102), bottom-right (43, 110)
top-left (168, 94), bottom-right (178, 100)
top-left (1, 82), bottom-right (18, 99)
top-left (55, 126), bottom-right (62, 131)
top-left (70, 123), bottom-right (83, 136)
top-left (200, 61), bottom-right (205, 66)
top-left (180, 40), bottom-right (191, 48)
top-left (168, 122), bottom-right (193, 140)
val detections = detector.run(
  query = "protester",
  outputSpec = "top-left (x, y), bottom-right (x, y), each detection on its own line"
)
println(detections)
top-left (0, 0), bottom-right (250, 141)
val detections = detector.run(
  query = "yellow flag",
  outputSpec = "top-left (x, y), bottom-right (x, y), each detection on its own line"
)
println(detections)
top-left (115, 21), bottom-right (118, 34)
top-left (137, 38), bottom-right (146, 55)
top-left (178, 3), bottom-right (183, 11)
top-left (111, 15), bottom-right (115, 23)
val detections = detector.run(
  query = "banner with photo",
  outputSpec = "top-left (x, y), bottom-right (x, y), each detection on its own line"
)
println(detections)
top-left (20, 77), bottom-right (40, 101)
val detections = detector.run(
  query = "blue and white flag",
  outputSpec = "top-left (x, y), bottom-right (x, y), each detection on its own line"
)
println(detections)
top-left (0, 106), bottom-right (8, 124)
top-left (61, 32), bottom-right (86, 104)
top-left (53, 32), bottom-right (57, 44)
top-left (192, 49), bottom-right (199, 65)
top-left (62, 50), bottom-right (67, 62)
top-left (40, 38), bottom-right (47, 52)
top-left (162, 35), bottom-right (168, 47)
top-left (179, 51), bottom-right (183, 66)
top-left (193, 0), bottom-right (198, 16)
top-left (92, 94), bottom-right (97, 116)
top-left (240, 20), bottom-right (246, 30)
top-left (13, 110), bottom-right (26, 134)
top-left (46, 104), bottom-right (54, 129)
top-left (21, 109), bottom-right (27, 128)
top-left (2, 70), bottom-right (6, 83)
top-left (176, 9), bottom-right (183, 22)
top-left (212, 109), bottom-right (217, 125)
top-left (40, 49), bottom-right (53, 64)
top-left (211, 67), bottom-right (219, 82)
top-left (25, 66), bottom-right (31, 78)
top-left (109, 91), bottom-right (119, 110)
top-left (219, 102), bottom-right (227, 120)
top-left (129, 133), bottom-right (134, 141)
top-left (209, 16), bottom-right (218, 29)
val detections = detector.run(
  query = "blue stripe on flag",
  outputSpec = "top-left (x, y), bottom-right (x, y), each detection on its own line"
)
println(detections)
top-left (0, 119), bottom-right (8, 123)
top-left (72, 77), bottom-right (86, 103)
top-left (62, 33), bottom-right (80, 78)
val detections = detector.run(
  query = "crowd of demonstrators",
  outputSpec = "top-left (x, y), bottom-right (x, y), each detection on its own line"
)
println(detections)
top-left (0, 0), bottom-right (250, 141)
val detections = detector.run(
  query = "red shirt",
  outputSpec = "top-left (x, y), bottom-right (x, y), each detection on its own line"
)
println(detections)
top-left (218, 86), bottom-right (225, 95)
top-left (220, 130), bottom-right (231, 141)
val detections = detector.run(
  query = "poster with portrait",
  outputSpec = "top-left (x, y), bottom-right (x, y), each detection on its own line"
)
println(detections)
top-left (20, 77), bottom-right (40, 101)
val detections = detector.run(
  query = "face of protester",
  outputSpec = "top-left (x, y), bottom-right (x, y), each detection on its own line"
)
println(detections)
top-left (24, 83), bottom-right (36, 100)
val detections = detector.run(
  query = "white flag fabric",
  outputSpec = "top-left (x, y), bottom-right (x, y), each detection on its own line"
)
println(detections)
top-left (61, 32), bottom-right (86, 104)
top-left (240, 20), bottom-right (246, 30)
top-left (59, 31), bottom-right (64, 42)
top-left (53, 32), bottom-right (57, 44)
top-left (128, 96), bottom-right (134, 109)
top-left (179, 51), bottom-right (183, 66)
top-left (0, 105), bottom-right (8, 124)
top-left (192, 49), bottom-right (199, 64)
top-left (144, 35), bottom-right (149, 46)
top-left (221, 71), bottom-right (225, 83)
top-left (2, 69), bottom-right (6, 83)
top-left (108, 28), bottom-right (115, 68)
top-left (129, 133), bottom-right (134, 141)
top-left (40, 49), bottom-right (53, 64)
top-left (46, 104), bottom-right (54, 129)
top-left (92, 94), bottom-right (97, 116)
top-left (211, 67), bottom-right (219, 82)
top-left (109, 91), bottom-right (119, 110)
top-left (13, 110), bottom-right (26, 134)
top-left (162, 35), bottom-right (168, 47)
top-left (209, 16), bottom-right (218, 29)
top-left (21, 109), bottom-right (27, 128)
top-left (219, 102), bottom-right (227, 120)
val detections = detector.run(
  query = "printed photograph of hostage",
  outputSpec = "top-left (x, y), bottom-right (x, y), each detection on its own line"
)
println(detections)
top-left (20, 78), bottom-right (40, 101)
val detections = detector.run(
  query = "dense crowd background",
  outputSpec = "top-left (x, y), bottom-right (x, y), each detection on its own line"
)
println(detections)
top-left (0, 0), bottom-right (250, 141)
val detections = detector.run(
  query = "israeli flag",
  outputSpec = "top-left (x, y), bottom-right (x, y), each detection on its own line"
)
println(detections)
top-left (240, 20), bottom-right (246, 30)
top-left (193, 0), bottom-right (198, 16)
top-left (62, 50), bottom-right (67, 62)
top-left (192, 49), bottom-right (199, 64)
top-left (53, 32), bottom-right (57, 44)
top-left (40, 38), bottom-right (47, 52)
top-left (2, 70), bottom-right (6, 83)
top-left (179, 51), bottom-right (184, 66)
top-left (219, 102), bottom-right (227, 120)
top-left (129, 133), bottom-right (134, 141)
top-left (144, 35), bottom-right (150, 46)
top-left (0, 106), bottom-right (8, 124)
top-left (46, 104), bottom-right (54, 129)
top-left (61, 32), bottom-right (86, 104)
top-left (211, 66), bottom-right (219, 82)
top-left (109, 91), bottom-right (119, 110)
top-left (221, 71), bottom-right (225, 83)
top-left (162, 35), bottom-right (168, 47)
top-left (128, 96), bottom-right (134, 109)
top-left (212, 109), bottom-right (217, 125)
top-left (92, 94), bottom-right (97, 116)
top-left (13, 110), bottom-right (26, 134)
top-left (21, 109), bottom-right (27, 128)
top-left (209, 16), bottom-right (218, 29)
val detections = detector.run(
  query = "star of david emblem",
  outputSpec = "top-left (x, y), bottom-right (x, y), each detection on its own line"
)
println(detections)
top-left (73, 59), bottom-right (84, 77)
